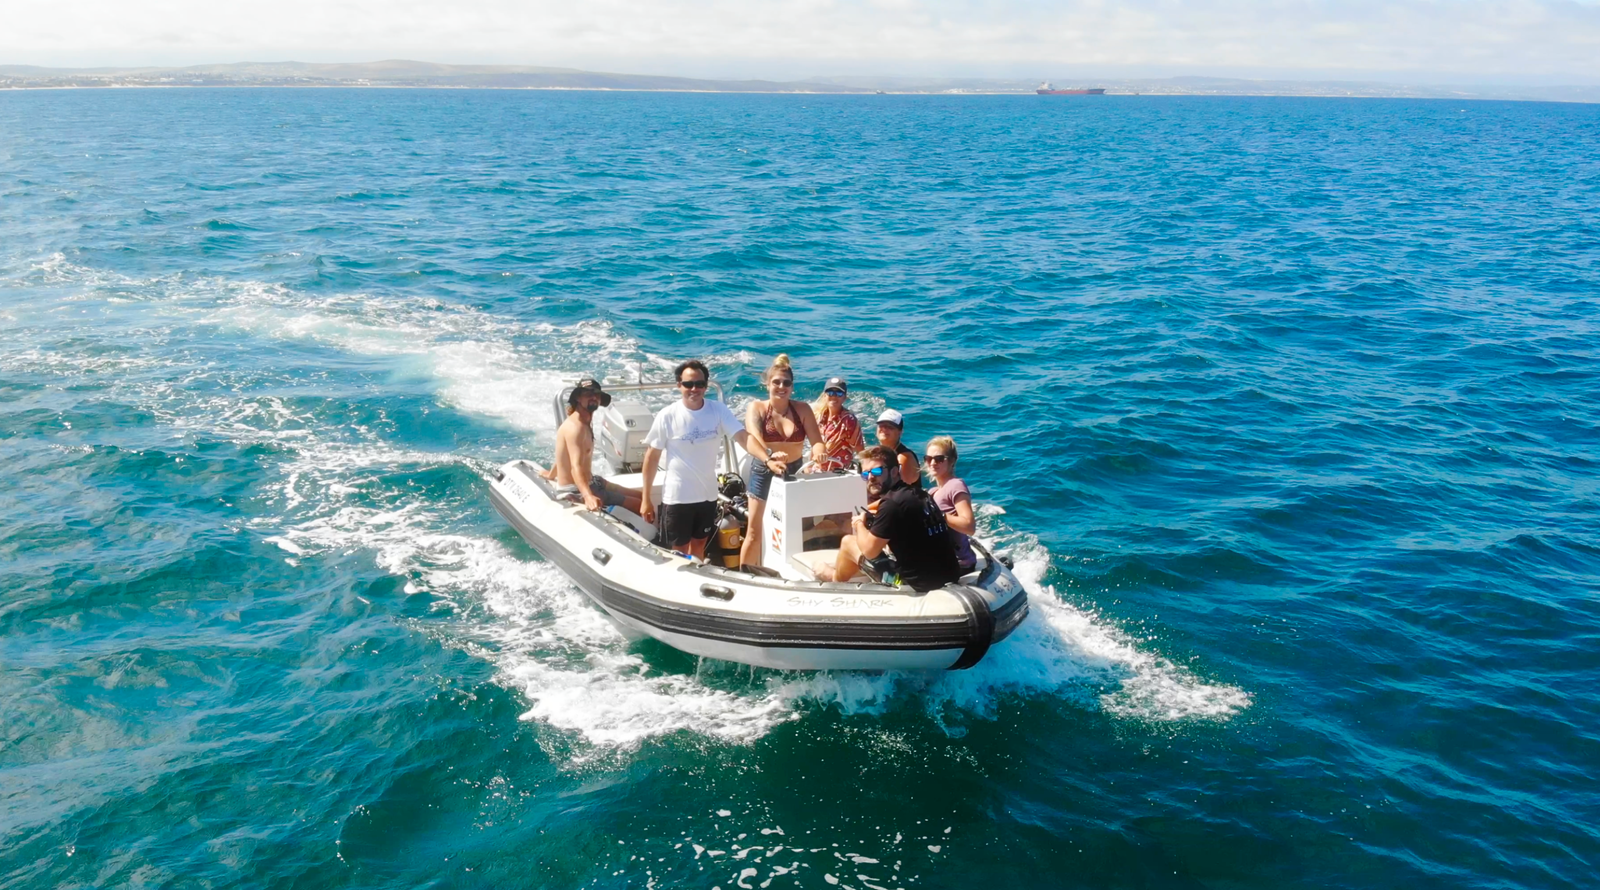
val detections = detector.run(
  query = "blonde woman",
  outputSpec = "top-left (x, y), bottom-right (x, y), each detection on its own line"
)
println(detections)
top-left (924, 435), bottom-right (977, 573)
top-left (811, 376), bottom-right (866, 472)
top-left (741, 354), bottom-right (826, 570)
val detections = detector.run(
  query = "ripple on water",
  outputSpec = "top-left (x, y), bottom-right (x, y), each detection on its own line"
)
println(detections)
top-left (3, 91), bottom-right (1598, 889)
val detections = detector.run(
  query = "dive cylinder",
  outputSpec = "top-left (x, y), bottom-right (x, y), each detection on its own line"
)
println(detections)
top-left (716, 515), bottom-right (743, 568)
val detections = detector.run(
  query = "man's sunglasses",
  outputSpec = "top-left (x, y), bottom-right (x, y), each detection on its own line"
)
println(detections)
top-left (924, 454), bottom-right (951, 464)
top-left (824, 388), bottom-right (845, 397)
top-left (859, 466), bottom-right (886, 479)
top-left (679, 379), bottom-right (709, 390)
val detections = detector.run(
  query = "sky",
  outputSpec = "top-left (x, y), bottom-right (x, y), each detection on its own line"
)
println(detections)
top-left (5, 0), bottom-right (1600, 84)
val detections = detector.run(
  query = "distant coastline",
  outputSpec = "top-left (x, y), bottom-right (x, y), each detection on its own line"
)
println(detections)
top-left (3, 60), bottom-right (1596, 104)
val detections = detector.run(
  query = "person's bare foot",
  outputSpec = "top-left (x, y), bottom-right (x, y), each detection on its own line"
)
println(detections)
top-left (811, 556), bottom-right (837, 581)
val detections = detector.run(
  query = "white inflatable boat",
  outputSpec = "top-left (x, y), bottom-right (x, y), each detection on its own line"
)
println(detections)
top-left (486, 380), bottom-right (1028, 671)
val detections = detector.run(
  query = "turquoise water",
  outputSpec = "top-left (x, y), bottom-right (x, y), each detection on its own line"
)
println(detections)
top-left (3, 88), bottom-right (1597, 888)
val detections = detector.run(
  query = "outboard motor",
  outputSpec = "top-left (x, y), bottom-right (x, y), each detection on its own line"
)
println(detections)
top-left (594, 401), bottom-right (653, 475)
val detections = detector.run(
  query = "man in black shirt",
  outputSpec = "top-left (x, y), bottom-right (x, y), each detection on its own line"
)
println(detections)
top-left (812, 445), bottom-right (962, 592)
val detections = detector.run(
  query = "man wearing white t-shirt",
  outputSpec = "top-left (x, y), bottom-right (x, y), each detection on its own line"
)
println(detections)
top-left (640, 359), bottom-right (750, 557)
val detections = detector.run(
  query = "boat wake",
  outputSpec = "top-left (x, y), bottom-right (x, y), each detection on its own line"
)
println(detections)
top-left (8, 258), bottom-right (1251, 758)
top-left (273, 483), bottom-right (1251, 757)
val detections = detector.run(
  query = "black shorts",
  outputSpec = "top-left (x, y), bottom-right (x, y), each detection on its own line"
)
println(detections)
top-left (658, 500), bottom-right (717, 548)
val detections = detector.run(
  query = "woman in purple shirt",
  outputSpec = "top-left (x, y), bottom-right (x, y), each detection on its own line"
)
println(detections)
top-left (924, 435), bottom-right (977, 573)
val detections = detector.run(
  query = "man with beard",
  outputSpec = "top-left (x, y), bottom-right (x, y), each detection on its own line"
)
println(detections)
top-left (545, 377), bottom-right (642, 514)
top-left (811, 445), bottom-right (961, 592)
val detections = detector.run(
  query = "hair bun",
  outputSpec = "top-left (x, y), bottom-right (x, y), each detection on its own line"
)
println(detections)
top-left (774, 353), bottom-right (791, 367)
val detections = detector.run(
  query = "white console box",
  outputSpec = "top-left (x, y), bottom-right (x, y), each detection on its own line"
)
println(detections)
top-left (761, 472), bottom-right (868, 579)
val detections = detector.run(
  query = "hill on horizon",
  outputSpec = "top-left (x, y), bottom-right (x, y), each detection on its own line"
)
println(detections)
top-left (2, 59), bottom-right (1597, 103)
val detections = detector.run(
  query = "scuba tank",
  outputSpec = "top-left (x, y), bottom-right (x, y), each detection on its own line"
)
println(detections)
top-left (716, 515), bottom-right (743, 568)
top-left (714, 473), bottom-right (748, 569)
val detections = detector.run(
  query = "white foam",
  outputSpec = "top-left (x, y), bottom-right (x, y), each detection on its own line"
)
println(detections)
top-left (5, 259), bottom-right (1249, 754)
top-left (468, 553), bottom-right (801, 749)
top-left (223, 424), bottom-right (802, 752)
top-left (472, 530), bottom-right (1249, 755)
top-left (429, 340), bottom-right (568, 433)
top-left (5, 261), bottom-right (672, 447)
top-left (765, 539), bottom-right (1251, 726)
top-left (257, 453), bottom-right (807, 753)
top-left (186, 281), bottom-right (654, 437)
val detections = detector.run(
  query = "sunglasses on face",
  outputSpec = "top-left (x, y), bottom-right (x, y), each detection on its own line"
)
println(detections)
top-left (825, 389), bottom-right (845, 397)
top-left (859, 466), bottom-right (886, 479)
top-left (770, 379), bottom-right (793, 388)
top-left (924, 454), bottom-right (951, 464)
top-left (679, 379), bottom-right (709, 390)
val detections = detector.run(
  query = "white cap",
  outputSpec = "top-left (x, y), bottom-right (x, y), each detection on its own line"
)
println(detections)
top-left (876, 409), bottom-right (904, 428)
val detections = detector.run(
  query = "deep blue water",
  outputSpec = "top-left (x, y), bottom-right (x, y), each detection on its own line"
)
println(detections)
top-left (2, 88), bottom-right (1598, 889)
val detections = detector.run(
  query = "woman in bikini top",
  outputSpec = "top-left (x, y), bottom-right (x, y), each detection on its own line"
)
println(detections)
top-left (761, 399), bottom-right (806, 445)
top-left (740, 354), bottom-right (826, 571)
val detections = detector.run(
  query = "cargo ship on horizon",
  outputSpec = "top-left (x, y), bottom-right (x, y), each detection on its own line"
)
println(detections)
top-left (1036, 82), bottom-right (1106, 95)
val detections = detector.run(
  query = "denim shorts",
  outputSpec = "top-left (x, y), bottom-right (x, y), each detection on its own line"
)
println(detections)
top-left (747, 458), bottom-right (800, 501)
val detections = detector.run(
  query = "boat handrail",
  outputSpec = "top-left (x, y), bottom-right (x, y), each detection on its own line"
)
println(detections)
top-left (967, 538), bottom-right (1004, 587)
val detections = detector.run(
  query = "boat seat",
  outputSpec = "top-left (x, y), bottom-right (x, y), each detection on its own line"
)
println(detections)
top-left (789, 550), bottom-right (831, 579)
top-left (790, 549), bottom-right (864, 583)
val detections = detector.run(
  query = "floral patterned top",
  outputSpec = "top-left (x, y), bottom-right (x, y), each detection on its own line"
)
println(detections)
top-left (816, 407), bottom-right (866, 471)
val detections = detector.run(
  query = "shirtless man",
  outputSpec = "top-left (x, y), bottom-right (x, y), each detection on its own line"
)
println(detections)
top-left (545, 377), bottom-right (643, 514)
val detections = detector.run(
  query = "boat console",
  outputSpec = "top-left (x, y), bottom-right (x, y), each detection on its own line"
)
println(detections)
top-left (758, 472), bottom-right (869, 580)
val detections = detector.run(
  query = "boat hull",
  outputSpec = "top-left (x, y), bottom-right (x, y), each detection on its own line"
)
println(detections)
top-left (488, 460), bottom-right (1028, 671)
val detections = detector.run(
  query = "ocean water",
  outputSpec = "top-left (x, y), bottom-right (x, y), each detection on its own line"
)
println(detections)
top-left (2, 87), bottom-right (1597, 889)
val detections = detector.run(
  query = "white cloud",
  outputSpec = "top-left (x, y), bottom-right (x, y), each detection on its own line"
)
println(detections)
top-left (4, 0), bottom-right (1599, 82)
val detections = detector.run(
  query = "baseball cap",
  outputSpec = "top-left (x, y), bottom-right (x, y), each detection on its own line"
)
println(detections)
top-left (824, 376), bottom-right (848, 394)
top-left (876, 408), bottom-right (904, 428)
top-left (569, 377), bottom-right (613, 407)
